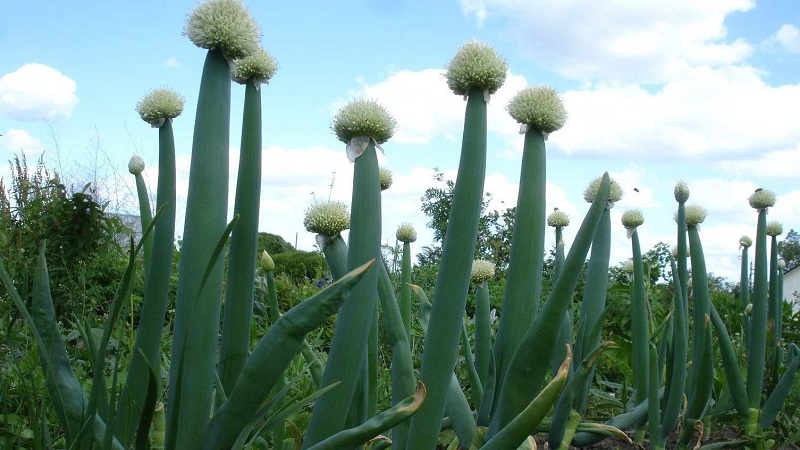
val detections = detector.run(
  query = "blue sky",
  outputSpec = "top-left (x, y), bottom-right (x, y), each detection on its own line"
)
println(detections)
top-left (2, 0), bottom-right (799, 282)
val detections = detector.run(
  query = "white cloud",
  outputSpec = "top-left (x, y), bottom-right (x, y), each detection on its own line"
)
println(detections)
top-left (0, 64), bottom-right (78, 121)
top-left (764, 24), bottom-right (800, 55)
top-left (165, 57), bottom-right (180, 68)
top-left (551, 65), bottom-right (800, 161)
top-left (460, 0), bottom-right (755, 83)
top-left (716, 146), bottom-right (800, 179)
top-left (1, 128), bottom-right (43, 153)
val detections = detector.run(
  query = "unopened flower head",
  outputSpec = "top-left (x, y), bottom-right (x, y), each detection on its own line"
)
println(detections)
top-left (766, 220), bottom-right (783, 237)
top-left (332, 99), bottom-right (396, 144)
top-left (379, 167), bottom-right (393, 191)
top-left (739, 236), bottom-right (752, 248)
top-left (183, 0), bottom-right (261, 59)
top-left (303, 201), bottom-right (350, 236)
top-left (232, 48), bottom-right (278, 84)
top-left (778, 259), bottom-right (786, 270)
top-left (684, 204), bottom-right (707, 227)
top-left (507, 86), bottom-right (567, 133)
top-left (583, 176), bottom-right (623, 204)
top-left (260, 250), bottom-right (275, 272)
top-left (396, 223), bottom-right (417, 243)
top-left (471, 259), bottom-right (496, 283)
top-left (136, 88), bottom-right (185, 127)
top-left (748, 188), bottom-right (776, 210)
top-left (128, 155), bottom-right (145, 175)
top-left (621, 259), bottom-right (634, 274)
top-left (674, 180), bottom-right (690, 203)
top-left (547, 209), bottom-right (570, 228)
top-left (445, 40), bottom-right (508, 96)
top-left (621, 209), bottom-right (645, 229)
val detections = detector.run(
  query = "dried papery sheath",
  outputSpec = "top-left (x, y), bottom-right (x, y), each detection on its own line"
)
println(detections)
top-left (583, 175), bottom-right (623, 206)
top-left (128, 155), bottom-right (145, 175)
top-left (303, 201), bottom-right (350, 237)
top-left (183, 0), bottom-right (261, 59)
top-left (136, 88), bottom-right (185, 127)
top-left (507, 86), bottom-right (567, 135)
top-left (231, 48), bottom-right (278, 87)
top-left (471, 259), bottom-right (496, 284)
top-left (445, 40), bottom-right (508, 98)
top-left (674, 180), bottom-right (690, 203)
top-left (396, 222), bottom-right (417, 243)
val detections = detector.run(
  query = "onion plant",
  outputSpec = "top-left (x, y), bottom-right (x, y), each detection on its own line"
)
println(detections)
top-left (127, 155), bottom-right (152, 271)
top-left (396, 223), bottom-right (417, 340)
top-left (547, 209), bottom-right (571, 376)
top-left (740, 235), bottom-right (753, 348)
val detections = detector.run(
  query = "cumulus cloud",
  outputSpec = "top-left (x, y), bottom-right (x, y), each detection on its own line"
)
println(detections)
top-left (460, 0), bottom-right (754, 83)
top-left (1, 128), bottom-right (44, 153)
top-left (716, 146), bottom-right (800, 179)
top-left (0, 64), bottom-right (78, 121)
top-left (764, 24), bottom-right (800, 55)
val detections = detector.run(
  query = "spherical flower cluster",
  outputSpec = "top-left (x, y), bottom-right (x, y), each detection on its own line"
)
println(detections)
top-left (506, 86), bottom-right (567, 133)
top-left (379, 167), bottom-right (393, 191)
top-left (547, 209), bottom-right (570, 228)
top-left (184, 0), bottom-right (261, 59)
top-left (739, 236), bottom-right (752, 248)
top-left (396, 223), bottom-right (417, 243)
top-left (445, 40), bottom-right (508, 96)
top-left (303, 201), bottom-right (350, 236)
top-left (331, 99), bottom-right (396, 144)
top-left (260, 250), bottom-right (275, 272)
top-left (674, 180), bottom-right (690, 203)
top-left (748, 188), bottom-right (776, 210)
top-left (583, 176), bottom-right (623, 204)
top-left (779, 259), bottom-right (786, 270)
top-left (128, 155), bottom-right (145, 175)
top-left (621, 259), bottom-right (634, 274)
top-left (684, 205), bottom-right (707, 227)
top-left (621, 209), bottom-right (645, 229)
top-left (766, 220), bottom-right (783, 237)
top-left (135, 88), bottom-right (185, 127)
top-left (470, 259), bottom-right (496, 284)
top-left (232, 48), bottom-right (278, 84)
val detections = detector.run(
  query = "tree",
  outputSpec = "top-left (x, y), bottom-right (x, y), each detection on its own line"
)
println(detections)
top-left (419, 169), bottom-right (515, 268)
top-left (778, 229), bottom-right (800, 272)
top-left (257, 231), bottom-right (295, 255)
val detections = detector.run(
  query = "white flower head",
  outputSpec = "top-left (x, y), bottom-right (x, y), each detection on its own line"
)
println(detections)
top-left (507, 86), bottom-right (567, 134)
top-left (445, 40), bottom-right (508, 96)
top-left (396, 223), bottom-right (417, 243)
top-left (128, 155), bottom-right (145, 175)
top-left (183, 0), bottom-right (261, 59)
top-left (471, 259), bottom-right (496, 283)
top-left (136, 88), bottom-right (185, 127)
top-left (303, 201), bottom-right (350, 236)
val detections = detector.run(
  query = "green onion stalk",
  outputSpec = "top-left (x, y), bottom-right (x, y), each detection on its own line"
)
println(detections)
top-left (745, 188), bottom-right (777, 434)
top-left (396, 223), bottom-right (417, 340)
top-left (404, 40), bottom-right (507, 450)
top-left (472, 259), bottom-right (496, 392)
top-left (218, 47), bottom-right (278, 398)
top-left (573, 178), bottom-right (621, 415)
top-left (547, 209), bottom-right (571, 377)
top-left (303, 99), bottom-right (396, 447)
top-left (116, 88), bottom-right (183, 446)
top-left (492, 86), bottom-right (566, 396)
top-left (677, 205), bottom-right (714, 448)
top-left (740, 236), bottom-right (753, 349)
top-left (165, 1), bottom-right (260, 447)
top-left (621, 208), bottom-right (648, 443)
top-left (127, 155), bottom-right (153, 272)
top-left (487, 174), bottom-right (610, 439)
top-left (766, 220), bottom-right (783, 389)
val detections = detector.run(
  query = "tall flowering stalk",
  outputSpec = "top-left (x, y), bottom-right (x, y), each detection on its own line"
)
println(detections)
top-left (218, 47), bottom-right (278, 397)
top-left (116, 88), bottom-right (183, 446)
top-left (303, 99), bottom-right (396, 447)
top-left (396, 223), bottom-right (417, 340)
top-left (127, 155), bottom-right (152, 271)
top-left (740, 235), bottom-right (753, 348)
top-left (471, 259), bottom-right (496, 392)
top-left (165, 1), bottom-right (260, 447)
top-left (404, 40), bottom-right (507, 450)
top-left (766, 220), bottom-right (784, 388)
top-left (492, 86), bottom-right (566, 397)
top-left (548, 209), bottom-right (571, 377)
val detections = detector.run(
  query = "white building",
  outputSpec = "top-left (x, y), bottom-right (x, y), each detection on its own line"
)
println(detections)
top-left (786, 265), bottom-right (800, 310)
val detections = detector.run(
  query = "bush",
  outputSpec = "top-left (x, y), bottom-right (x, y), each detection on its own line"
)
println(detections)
top-left (271, 250), bottom-right (327, 283)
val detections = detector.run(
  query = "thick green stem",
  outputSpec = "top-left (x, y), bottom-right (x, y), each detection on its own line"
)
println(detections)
top-left (747, 209), bottom-right (769, 409)
top-left (400, 241), bottom-right (412, 340)
top-left (660, 258), bottom-right (687, 440)
top-left (767, 235), bottom-right (780, 390)
top-left (474, 280), bottom-right (492, 388)
top-left (219, 79), bottom-right (263, 396)
top-left (133, 173), bottom-right (153, 272)
top-left (303, 143), bottom-right (381, 447)
top-left (630, 229), bottom-right (649, 408)
top-left (405, 88), bottom-right (487, 450)
top-left (493, 128), bottom-right (546, 392)
top-left (165, 48), bottom-right (231, 450)
top-left (741, 246), bottom-right (751, 351)
top-left (116, 120), bottom-right (177, 445)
